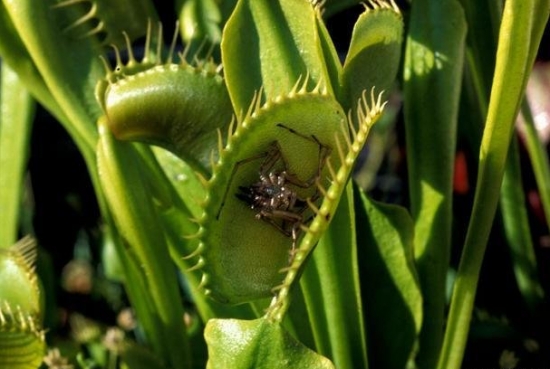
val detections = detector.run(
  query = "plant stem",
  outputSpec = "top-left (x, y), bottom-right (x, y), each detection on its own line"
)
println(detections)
top-left (0, 64), bottom-right (34, 248)
top-left (438, 1), bottom-right (549, 368)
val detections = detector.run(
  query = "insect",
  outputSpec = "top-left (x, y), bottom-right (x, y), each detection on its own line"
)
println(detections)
top-left (217, 123), bottom-right (331, 252)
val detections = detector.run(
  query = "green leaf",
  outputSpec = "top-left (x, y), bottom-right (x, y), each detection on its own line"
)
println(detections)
top-left (313, 11), bottom-right (343, 102)
top-left (341, 1), bottom-right (403, 110)
top-left (198, 91), bottom-right (348, 304)
top-left (439, 1), bottom-right (550, 368)
top-left (296, 184), bottom-right (367, 369)
top-left (3, 0), bottom-right (104, 148)
top-left (178, 0), bottom-right (222, 44)
top-left (354, 186), bottom-right (422, 369)
top-left (0, 2), bottom-right (63, 122)
top-left (102, 226), bottom-right (171, 366)
top-left (500, 135), bottom-right (545, 313)
top-left (221, 0), bottom-right (335, 115)
top-left (0, 64), bottom-right (34, 248)
top-left (97, 23), bottom-right (233, 176)
top-left (152, 147), bottom-right (207, 219)
top-left (402, 0), bottom-right (466, 366)
top-left (204, 318), bottom-right (335, 369)
top-left (97, 118), bottom-right (191, 368)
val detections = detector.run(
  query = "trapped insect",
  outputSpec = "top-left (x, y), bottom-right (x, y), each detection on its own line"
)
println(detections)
top-left (195, 91), bottom-right (358, 303)
top-left (218, 123), bottom-right (331, 251)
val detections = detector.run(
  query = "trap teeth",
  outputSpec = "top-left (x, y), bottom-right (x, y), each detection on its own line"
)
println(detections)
top-left (187, 257), bottom-right (205, 272)
top-left (197, 93), bottom-right (366, 303)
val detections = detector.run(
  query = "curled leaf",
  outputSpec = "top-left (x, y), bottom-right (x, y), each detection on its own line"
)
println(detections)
top-left (196, 82), bottom-right (385, 306)
top-left (196, 86), bottom-right (347, 304)
top-left (96, 24), bottom-right (233, 175)
top-left (341, 0), bottom-right (403, 110)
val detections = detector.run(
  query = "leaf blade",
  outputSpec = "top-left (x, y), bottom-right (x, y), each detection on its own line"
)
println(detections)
top-left (221, 0), bottom-right (334, 114)
top-left (403, 0), bottom-right (466, 365)
top-left (205, 318), bottom-right (335, 369)
top-left (355, 186), bottom-right (423, 369)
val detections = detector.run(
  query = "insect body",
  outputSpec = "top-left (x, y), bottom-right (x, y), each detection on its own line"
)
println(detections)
top-left (229, 124), bottom-right (331, 252)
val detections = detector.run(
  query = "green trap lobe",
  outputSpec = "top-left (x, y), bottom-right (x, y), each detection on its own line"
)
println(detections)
top-left (102, 64), bottom-right (233, 175)
top-left (199, 93), bottom-right (346, 304)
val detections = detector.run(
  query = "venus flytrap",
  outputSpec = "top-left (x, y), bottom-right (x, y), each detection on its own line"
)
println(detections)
top-left (93, 1), bottom-right (402, 368)
top-left (7, 0), bottom-right (541, 367)
top-left (199, 85), bottom-right (389, 369)
top-left (0, 237), bottom-right (44, 369)
top-left (94, 21), bottom-right (258, 318)
top-left (202, 0), bottom-right (401, 297)
top-left (94, 0), bottom-right (402, 367)
top-left (52, 0), bottom-right (156, 47)
top-left (96, 23), bottom-right (233, 176)
top-left (341, 0), bottom-right (402, 110)
top-left (96, 0), bottom-right (401, 305)
top-left (196, 84), bottom-right (349, 304)
top-left (0, 0), bottom-right (407, 365)
top-left (192, 1), bottom-right (402, 367)
top-left (265, 90), bottom-right (386, 321)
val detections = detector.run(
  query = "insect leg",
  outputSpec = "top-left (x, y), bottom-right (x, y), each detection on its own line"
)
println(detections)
top-left (216, 152), bottom-right (268, 219)
top-left (216, 142), bottom-right (282, 219)
top-left (262, 209), bottom-right (303, 249)
top-left (258, 141), bottom-right (284, 178)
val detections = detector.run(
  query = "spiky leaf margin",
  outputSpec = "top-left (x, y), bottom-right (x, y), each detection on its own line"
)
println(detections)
top-left (0, 237), bottom-right (45, 369)
top-left (96, 22), bottom-right (234, 176)
top-left (192, 81), bottom-right (385, 308)
top-left (267, 90), bottom-right (385, 321)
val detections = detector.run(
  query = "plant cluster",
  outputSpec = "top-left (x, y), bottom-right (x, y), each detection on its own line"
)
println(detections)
top-left (0, 0), bottom-right (549, 368)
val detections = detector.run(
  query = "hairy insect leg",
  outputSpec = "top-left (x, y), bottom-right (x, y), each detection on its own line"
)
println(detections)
top-left (259, 209), bottom-right (304, 254)
top-left (216, 141), bottom-right (283, 219)
top-left (259, 209), bottom-right (302, 233)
